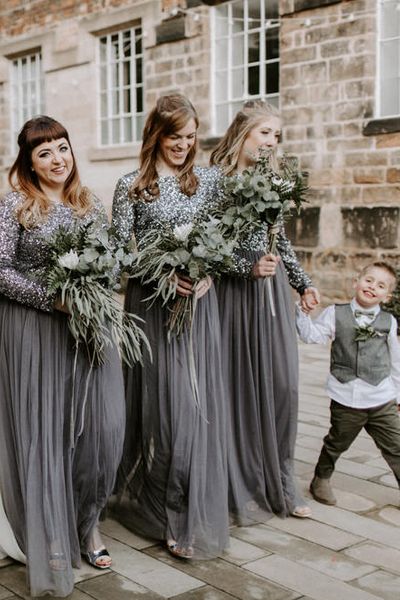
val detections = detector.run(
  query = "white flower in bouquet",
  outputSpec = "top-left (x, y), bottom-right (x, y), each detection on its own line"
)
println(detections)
top-left (58, 250), bottom-right (80, 270)
top-left (173, 223), bottom-right (194, 242)
top-left (47, 219), bottom-right (150, 367)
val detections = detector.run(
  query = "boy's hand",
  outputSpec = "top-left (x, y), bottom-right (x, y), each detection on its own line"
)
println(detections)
top-left (300, 286), bottom-right (320, 314)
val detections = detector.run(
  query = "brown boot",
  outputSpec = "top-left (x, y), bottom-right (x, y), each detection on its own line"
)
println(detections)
top-left (310, 476), bottom-right (337, 505)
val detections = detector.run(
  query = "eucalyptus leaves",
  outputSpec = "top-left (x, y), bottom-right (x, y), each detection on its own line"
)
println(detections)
top-left (354, 324), bottom-right (385, 343)
top-left (133, 217), bottom-right (235, 338)
top-left (220, 149), bottom-right (308, 254)
top-left (47, 219), bottom-right (150, 366)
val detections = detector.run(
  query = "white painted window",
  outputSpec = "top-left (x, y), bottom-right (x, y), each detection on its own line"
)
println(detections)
top-left (98, 26), bottom-right (144, 145)
top-left (378, 0), bottom-right (400, 117)
top-left (211, 0), bottom-right (279, 135)
top-left (11, 51), bottom-right (44, 149)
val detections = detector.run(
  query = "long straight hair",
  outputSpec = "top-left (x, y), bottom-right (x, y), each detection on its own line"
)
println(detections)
top-left (131, 94), bottom-right (199, 201)
top-left (9, 115), bottom-right (92, 228)
top-left (210, 100), bottom-right (280, 174)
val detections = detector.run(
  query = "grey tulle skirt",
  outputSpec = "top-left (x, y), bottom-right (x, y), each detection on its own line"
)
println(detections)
top-left (215, 254), bottom-right (305, 525)
top-left (112, 280), bottom-right (229, 558)
top-left (0, 296), bottom-right (125, 597)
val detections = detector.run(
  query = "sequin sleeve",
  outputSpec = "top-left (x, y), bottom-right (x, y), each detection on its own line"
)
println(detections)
top-left (276, 225), bottom-right (312, 294)
top-left (0, 193), bottom-right (54, 311)
top-left (111, 174), bottom-right (136, 246)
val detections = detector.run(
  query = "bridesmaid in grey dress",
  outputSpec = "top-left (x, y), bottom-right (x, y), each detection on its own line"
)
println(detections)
top-left (111, 94), bottom-right (229, 559)
top-left (210, 100), bottom-right (320, 524)
top-left (0, 116), bottom-right (125, 597)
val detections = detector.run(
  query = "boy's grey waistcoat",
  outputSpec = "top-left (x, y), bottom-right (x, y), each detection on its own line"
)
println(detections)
top-left (331, 304), bottom-right (391, 386)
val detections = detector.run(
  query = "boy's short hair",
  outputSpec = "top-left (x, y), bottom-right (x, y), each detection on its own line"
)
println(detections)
top-left (359, 261), bottom-right (398, 292)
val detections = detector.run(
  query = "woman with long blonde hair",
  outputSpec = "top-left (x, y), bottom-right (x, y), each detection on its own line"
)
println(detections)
top-left (0, 116), bottom-right (125, 597)
top-left (211, 100), bottom-right (319, 524)
top-left (111, 94), bottom-right (229, 559)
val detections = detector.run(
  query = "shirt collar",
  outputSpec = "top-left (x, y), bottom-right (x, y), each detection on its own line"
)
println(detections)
top-left (351, 298), bottom-right (380, 316)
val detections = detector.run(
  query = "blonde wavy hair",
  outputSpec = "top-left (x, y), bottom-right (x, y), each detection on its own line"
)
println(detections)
top-left (131, 94), bottom-right (199, 201)
top-left (9, 115), bottom-right (93, 228)
top-left (210, 100), bottom-right (281, 174)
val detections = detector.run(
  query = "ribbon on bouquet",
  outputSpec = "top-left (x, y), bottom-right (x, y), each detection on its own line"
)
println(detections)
top-left (264, 222), bottom-right (281, 318)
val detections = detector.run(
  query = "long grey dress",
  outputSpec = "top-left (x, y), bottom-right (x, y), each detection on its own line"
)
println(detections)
top-left (215, 220), bottom-right (312, 525)
top-left (111, 167), bottom-right (229, 558)
top-left (0, 191), bottom-right (125, 597)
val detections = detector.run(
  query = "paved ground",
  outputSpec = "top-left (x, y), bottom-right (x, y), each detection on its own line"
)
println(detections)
top-left (1, 342), bottom-right (399, 599)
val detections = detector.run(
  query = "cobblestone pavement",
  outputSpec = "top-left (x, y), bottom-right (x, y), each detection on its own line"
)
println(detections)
top-left (1, 342), bottom-right (399, 599)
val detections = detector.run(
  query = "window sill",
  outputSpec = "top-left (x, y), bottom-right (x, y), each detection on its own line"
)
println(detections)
top-left (363, 117), bottom-right (400, 136)
top-left (88, 143), bottom-right (141, 162)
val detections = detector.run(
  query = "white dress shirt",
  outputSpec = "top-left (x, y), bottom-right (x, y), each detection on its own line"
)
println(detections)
top-left (296, 298), bottom-right (400, 408)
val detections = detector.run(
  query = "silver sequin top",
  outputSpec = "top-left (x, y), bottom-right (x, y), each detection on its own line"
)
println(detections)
top-left (0, 191), bottom-right (106, 312)
top-left (111, 166), bottom-right (221, 247)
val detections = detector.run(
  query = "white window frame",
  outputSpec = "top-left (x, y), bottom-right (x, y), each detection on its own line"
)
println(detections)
top-left (210, 0), bottom-right (279, 135)
top-left (11, 50), bottom-right (44, 152)
top-left (377, 0), bottom-right (400, 117)
top-left (97, 25), bottom-right (144, 146)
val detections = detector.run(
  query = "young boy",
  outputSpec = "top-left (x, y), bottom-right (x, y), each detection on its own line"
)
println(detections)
top-left (296, 262), bottom-right (400, 505)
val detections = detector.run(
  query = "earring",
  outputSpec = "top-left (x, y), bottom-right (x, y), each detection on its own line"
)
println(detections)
top-left (31, 167), bottom-right (35, 172)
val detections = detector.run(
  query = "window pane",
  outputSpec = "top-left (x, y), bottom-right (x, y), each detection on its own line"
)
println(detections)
top-left (248, 65), bottom-right (260, 95)
top-left (216, 104), bottom-right (230, 132)
top-left (111, 118), bottom-right (120, 143)
top-left (100, 66), bottom-right (107, 91)
top-left (266, 61), bottom-right (279, 94)
top-left (232, 67), bottom-right (245, 98)
top-left (266, 27), bottom-right (279, 60)
top-left (110, 34), bottom-right (119, 61)
top-left (100, 92), bottom-right (108, 117)
top-left (123, 88), bottom-right (131, 113)
top-left (136, 58), bottom-right (142, 84)
top-left (101, 120), bottom-right (108, 145)
top-left (111, 90), bottom-right (119, 115)
top-left (265, 0), bottom-right (279, 19)
top-left (216, 71), bottom-right (229, 101)
top-left (122, 61), bottom-right (130, 87)
top-left (135, 115), bottom-right (145, 138)
top-left (136, 86), bottom-right (143, 112)
top-left (99, 38), bottom-right (107, 62)
top-left (215, 38), bottom-right (228, 69)
top-left (248, 32), bottom-right (260, 64)
top-left (381, 77), bottom-right (400, 116)
top-left (123, 30), bottom-right (131, 58)
top-left (135, 29), bottom-right (142, 55)
top-left (232, 35), bottom-right (244, 66)
top-left (381, 40), bottom-right (399, 80)
top-left (381, 0), bottom-right (400, 39)
top-left (123, 117), bottom-right (132, 142)
top-left (215, 5), bottom-right (229, 36)
top-left (248, 0), bottom-right (261, 27)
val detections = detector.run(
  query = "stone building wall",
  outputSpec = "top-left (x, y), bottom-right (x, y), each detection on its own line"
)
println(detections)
top-left (279, 0), bottom-right (400, 299)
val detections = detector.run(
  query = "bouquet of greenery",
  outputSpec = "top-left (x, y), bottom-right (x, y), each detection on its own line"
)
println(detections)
top-left (132, 216), bottom-right (234, 410)
top-left (133, 217), bottom-right (235, 338)
top-left (221, 149), bottom-right (308, 253)
top-left (46, 219), bottom-right (150, 367)
top-left (220, 149), bottom-right (309, 314)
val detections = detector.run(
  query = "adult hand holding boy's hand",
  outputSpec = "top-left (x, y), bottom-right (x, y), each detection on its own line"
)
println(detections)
top-left (300, 286), bottom-right (320, 314)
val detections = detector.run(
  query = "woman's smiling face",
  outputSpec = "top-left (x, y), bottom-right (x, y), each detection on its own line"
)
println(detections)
top-left (158, 118), bottom-right (197, 172)
top-left (31, 137), bottom-right (73, 191)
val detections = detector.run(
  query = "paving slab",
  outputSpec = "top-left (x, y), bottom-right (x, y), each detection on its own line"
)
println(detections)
top-left (377, 506), bottom-right (400, 527)
top-left (171, 587), bottom-right (237, 600)
top-left (309, 502), bottom-right (400, 550)
top-left (266, 515), bottom-right (364, 551)
top-left (344, 541), bottom-right (400, 575)
top-left (295, 447), bottom-right (389, 480)
top-left (0, 565), bottom-right (92, 600)
top-left (231, 523), bottom-right (375, 581)
top-left (243, 555), bottom-right (382, 600)
top-left (100, 517), bottom-right (153, 550)
top-left (76, 571), bottom-right (163, 599)
top-left (145, 546), bottom-right (299, 600)
top-left (102, 536), bottom-right (204, 598)
top-left (354, 569), bottom-right (400, 600)
top-left (221, 537), bottom-right (269, 566)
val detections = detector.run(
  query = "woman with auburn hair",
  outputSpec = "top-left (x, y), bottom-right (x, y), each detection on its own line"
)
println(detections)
top-left (0, 116), bottom-right (125, 597)
top-left (210, 100), bottom-right (320, 524)
top-left (111, 94), bottom-right (229, 559)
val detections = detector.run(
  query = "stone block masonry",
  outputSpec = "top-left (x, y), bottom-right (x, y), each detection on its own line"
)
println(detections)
top-left (280, 0), bottom-right (400, 300)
